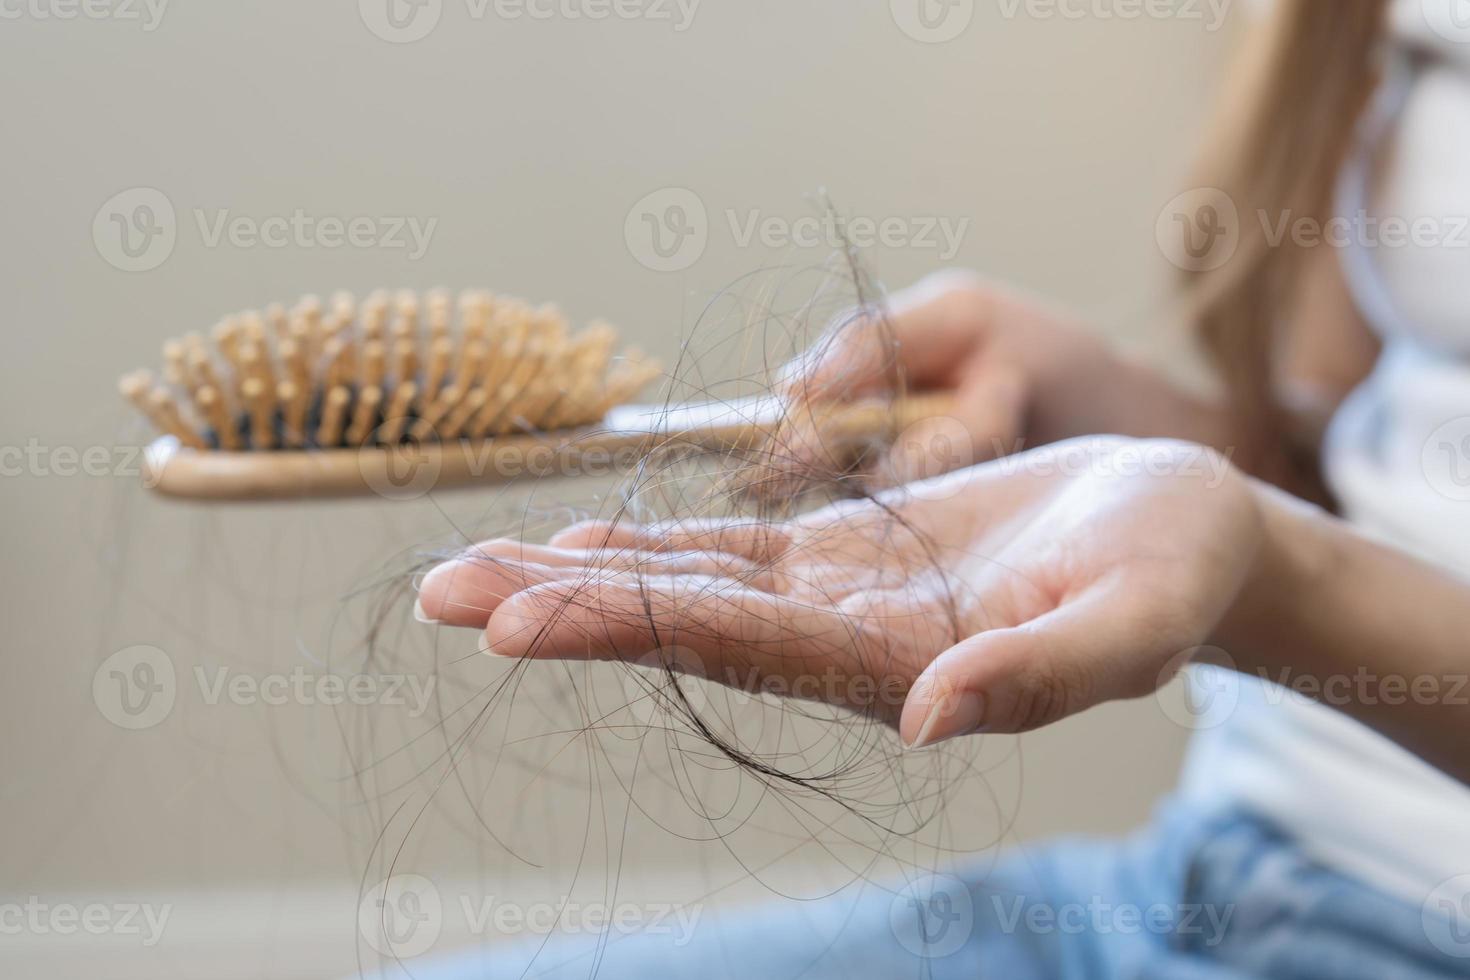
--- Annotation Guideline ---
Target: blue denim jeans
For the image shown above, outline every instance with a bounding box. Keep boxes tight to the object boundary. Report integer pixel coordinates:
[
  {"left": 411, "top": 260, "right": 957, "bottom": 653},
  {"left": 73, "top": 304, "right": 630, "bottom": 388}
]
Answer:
[{"left": 362, "top": 799, "right": 1468, "bottom": 979}]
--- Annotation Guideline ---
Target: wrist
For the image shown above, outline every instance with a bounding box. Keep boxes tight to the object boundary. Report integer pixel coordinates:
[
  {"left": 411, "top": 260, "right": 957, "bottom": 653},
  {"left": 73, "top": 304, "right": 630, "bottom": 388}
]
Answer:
[
  {"left": 1029, "top": 337, "right": 1230, "bottom": 449},
  {"left": 1213, "top": 480, "right": 1339, "bottom": 676},
  {"left": 1025, "top": 331, "right": 1119, "bottom": 442}
]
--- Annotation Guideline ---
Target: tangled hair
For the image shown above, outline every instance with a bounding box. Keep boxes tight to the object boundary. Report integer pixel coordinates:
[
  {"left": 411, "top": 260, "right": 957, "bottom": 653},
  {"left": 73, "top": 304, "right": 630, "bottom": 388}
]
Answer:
[{"left": 332, "top": 246, "right": 1022, "bottom": 970}]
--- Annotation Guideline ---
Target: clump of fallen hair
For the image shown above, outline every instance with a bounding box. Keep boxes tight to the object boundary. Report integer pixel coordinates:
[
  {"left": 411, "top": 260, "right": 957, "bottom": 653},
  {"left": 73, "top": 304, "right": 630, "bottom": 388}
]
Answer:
[{"left": 336, "top": 244, "right": 1013, "bottom": 961}]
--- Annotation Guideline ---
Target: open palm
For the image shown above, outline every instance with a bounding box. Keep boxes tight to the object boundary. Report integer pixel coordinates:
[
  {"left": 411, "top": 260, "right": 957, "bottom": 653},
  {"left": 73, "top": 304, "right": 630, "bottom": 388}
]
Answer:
[{"left": 415, "top": 438, "right": 1262, "bottom": 747}]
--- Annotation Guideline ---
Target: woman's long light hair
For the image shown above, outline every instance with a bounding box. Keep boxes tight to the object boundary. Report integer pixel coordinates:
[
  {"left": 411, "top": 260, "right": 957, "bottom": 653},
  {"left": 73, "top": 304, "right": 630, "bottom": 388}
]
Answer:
[{"left": 1186, "top": 0, "right": 1388, "bottom": 495}]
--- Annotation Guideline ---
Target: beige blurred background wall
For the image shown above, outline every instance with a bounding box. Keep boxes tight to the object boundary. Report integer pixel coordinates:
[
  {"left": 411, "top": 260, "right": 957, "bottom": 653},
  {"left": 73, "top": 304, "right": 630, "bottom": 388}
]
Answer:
[{"left": 0, "top": 1, "right": 1233, "bottom": 976}]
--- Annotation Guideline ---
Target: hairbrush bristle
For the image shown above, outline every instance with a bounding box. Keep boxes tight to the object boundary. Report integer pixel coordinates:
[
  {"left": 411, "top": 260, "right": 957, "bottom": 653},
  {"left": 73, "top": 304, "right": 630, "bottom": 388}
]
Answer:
[{"left": 121, "top": 288, "right": 661, "bottom": 452}]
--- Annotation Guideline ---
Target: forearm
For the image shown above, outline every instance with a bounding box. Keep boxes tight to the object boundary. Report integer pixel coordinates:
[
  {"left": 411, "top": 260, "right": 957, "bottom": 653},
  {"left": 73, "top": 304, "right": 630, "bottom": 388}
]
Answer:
[
  {"left": 1220, "top": 483, "right": 1470, "bottom": 783},
  {"left": 1030, "top": 343, "right": 1335, "bottom": 502},
  {"left": 1030, "top": 343, "right": 1237, "bottom": 452}
]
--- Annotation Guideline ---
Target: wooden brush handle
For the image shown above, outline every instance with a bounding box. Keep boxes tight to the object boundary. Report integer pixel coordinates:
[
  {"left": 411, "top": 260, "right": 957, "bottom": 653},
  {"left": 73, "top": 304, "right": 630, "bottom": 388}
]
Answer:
[{"left": 140, "top": 392, "right": 957, "bottom": 501}]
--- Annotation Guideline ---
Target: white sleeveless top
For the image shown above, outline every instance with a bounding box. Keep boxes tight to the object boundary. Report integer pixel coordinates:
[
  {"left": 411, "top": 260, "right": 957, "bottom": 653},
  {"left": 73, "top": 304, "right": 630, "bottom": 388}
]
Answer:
[{"left": 1180, "top": 0, "right": 1470, "bottom": 908}]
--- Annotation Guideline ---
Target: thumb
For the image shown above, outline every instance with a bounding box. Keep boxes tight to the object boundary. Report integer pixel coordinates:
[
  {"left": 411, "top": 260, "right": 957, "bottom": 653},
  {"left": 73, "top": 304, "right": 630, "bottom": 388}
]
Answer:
[
  {"left": 780, "top": 269, "right": 994, "bottom": 404},
  {"left": 900, "top": 584, "right": 1177, "bottom": 748},
  {"left": 779, "top": 304, "right": 891, "bottom": 405}
]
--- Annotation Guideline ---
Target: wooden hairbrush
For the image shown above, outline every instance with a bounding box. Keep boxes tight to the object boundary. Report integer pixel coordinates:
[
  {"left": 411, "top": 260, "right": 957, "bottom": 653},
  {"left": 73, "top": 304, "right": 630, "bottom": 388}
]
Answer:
[{"left": 120, "top": 289, "right": 953, "bottom": 501}]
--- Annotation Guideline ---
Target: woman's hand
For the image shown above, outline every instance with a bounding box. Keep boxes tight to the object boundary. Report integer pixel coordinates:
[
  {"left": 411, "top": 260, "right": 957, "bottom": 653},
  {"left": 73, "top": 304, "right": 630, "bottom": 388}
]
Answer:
[
  {"left": 414, "top": 437, "right": 1264, "bottom": 748},
  {"left": 782, "top": 270, "right": 1230, "bottom": 484},
  {"left": 781, "top": 270, "right": 1106, "bottom": 482}
]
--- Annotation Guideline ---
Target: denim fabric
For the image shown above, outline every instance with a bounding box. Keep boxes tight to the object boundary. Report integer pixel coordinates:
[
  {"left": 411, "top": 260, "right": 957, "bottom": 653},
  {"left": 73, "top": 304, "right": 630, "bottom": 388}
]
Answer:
[{"left": 359, "top": 800, "right": 1469, "bottom": 979}]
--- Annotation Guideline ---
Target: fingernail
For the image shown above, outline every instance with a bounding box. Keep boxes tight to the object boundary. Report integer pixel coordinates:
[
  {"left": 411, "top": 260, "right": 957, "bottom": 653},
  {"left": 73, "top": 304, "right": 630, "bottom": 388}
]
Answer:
[
  {"left": 412, "top": 558, "right": 466, "bottom": 626},
  {"left": 906, "top": 678, "right": 986, "bottom": 750},
  {"left": 412, "top": 597, "right": 440, "bottom": 625},
  {"left": 418, "top": 557, "right": 462, "bottom": 591}
]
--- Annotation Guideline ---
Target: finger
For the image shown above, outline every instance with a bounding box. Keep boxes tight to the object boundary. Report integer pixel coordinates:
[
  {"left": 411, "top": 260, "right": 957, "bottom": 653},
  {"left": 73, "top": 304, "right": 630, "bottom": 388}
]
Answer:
[
  {"left": 415, "top": 554, "right": 570, "bottom": 628},
  {"left": 728, "top": 411, "right": 860, "bottom": 504},
  {"left": 548, "top": 519, "right": 791, "bottom": 566},
  {"left": 884, "top": 358, "right": 1026, "bottom": 485},
  {"left": 900, "top": 582, "right": 1188, "bottom": 747},
  {"left": 459, "top": 538, "right": 761, "bottom": 578},
  {"left": 769, "top": 272, "right": 1011, "bottom": 494},
  {"left": 484, "top": 577, "right": 879, "bottom": 690},
  {"left": 416, "top": 542, "right": 765, "bottom": 628},
  {"left": 744, "top": 359, "right": 1024, "bottom": 503},
  {"left": 781, "top": 269, "right": 993, "bottom": 403}
]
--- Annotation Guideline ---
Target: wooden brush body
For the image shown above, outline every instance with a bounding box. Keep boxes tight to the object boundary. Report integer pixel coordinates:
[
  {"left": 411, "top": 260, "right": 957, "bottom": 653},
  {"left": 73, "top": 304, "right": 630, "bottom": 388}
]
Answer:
[{"left": 123, "top": 289, "right": 955, "bottom": 500}]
